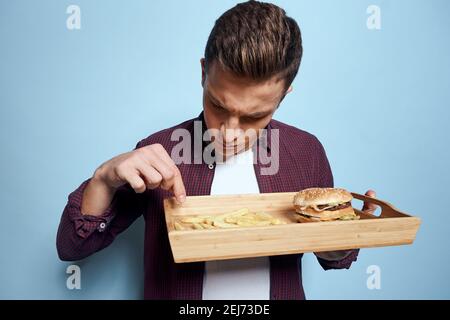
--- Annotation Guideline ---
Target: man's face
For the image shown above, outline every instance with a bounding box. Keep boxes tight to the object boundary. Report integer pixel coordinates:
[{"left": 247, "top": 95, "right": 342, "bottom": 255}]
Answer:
[{"left": 201, "top": 59, "right": 292, "bottom": 159}]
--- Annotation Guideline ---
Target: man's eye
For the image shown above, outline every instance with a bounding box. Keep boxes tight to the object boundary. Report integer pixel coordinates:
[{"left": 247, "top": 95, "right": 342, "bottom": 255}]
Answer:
[
  {"left": 212, "top": 103, "right": 225, "bottom": 112},
  {"left": 241, "top": 115, "right": 265, "bottom": 122}
]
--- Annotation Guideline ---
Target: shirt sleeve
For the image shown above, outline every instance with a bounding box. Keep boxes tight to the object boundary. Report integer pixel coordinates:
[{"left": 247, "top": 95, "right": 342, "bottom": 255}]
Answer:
[
  {"left": 315, "top": 137, "right": 334, "bottom": 189},
  {"left": 313, "top": 137, "right": 360, "bottom": 270},
  {"left": 56, "top": 143, "right": 147, "bottom": 261},
  {"left": 315, "top": 249, "right": 360, "bottom": 270}
]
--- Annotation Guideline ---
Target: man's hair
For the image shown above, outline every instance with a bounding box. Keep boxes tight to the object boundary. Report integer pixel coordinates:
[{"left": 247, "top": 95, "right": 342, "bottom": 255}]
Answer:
[{"left": 204, "top": 0, "right": 303, "bottom": 89}]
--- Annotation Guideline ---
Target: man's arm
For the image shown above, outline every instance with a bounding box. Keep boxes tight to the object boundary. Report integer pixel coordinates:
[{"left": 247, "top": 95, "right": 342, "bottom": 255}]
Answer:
[
  {"left": 56, "top": 178, "right": 146, "bottom": 261},
  {"left": 312, "top": 138, "right": 360, "bottom": 270},
  {"left": 56, "top": 141, "right": 186, "bottom": 261}
]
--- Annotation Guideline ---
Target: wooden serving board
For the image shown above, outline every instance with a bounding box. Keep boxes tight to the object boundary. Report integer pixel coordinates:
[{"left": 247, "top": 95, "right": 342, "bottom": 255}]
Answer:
[{"left": 163, "top": 192, "right": 421, "bottom": 263}]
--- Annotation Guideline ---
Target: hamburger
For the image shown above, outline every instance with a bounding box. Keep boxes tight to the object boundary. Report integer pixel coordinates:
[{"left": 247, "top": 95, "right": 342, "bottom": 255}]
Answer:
[{"left": 293, "top": 188, "right": 359, "bottom": 222}]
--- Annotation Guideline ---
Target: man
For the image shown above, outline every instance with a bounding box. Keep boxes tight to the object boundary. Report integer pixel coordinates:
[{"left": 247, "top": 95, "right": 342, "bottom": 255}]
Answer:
[{"left": 57, "top": 0, "right": 376, "bottom": 299}]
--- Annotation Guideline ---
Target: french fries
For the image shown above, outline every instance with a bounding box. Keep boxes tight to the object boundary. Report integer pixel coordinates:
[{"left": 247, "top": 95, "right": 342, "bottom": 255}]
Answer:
[
  {"left": 173, "top": 208, "right": 286, "bottom": 231},
  {"left": 174, "top": 221, "right": 185, "bottom": 231}
]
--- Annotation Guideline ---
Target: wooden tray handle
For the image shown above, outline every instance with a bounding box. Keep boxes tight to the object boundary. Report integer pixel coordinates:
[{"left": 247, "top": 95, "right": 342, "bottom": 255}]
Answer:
[{"left": 351, "top": 192, "right": 410, "bottom": 218}]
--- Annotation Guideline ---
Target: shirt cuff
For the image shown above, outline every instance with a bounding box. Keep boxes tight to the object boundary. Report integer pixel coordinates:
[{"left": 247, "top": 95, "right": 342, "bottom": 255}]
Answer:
[
  {"left": 316, "top": 249, "right": 360, "bottom": 270},
  {"left": 66, "top": 179, "right": 116, "bottom": 239}
]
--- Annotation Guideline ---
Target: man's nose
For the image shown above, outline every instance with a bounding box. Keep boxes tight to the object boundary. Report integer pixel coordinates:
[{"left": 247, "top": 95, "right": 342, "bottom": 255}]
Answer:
[{"left": 221, "top": 117, "right": 243, "bottom": 143}]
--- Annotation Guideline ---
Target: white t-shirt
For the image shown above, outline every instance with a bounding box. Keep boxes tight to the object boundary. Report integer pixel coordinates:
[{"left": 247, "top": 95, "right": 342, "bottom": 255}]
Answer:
[{"left": 202, "top": 147, "right": 270, "bottom": 300}]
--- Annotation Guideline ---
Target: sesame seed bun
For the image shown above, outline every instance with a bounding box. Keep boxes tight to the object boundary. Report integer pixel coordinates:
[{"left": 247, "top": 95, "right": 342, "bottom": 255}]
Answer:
[{"left": 293, "top": 188, "right": 353, "bottom": 207}]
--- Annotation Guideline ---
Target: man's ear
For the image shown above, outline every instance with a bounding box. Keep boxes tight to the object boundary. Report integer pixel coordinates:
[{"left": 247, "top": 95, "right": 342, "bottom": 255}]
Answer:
[
  {"left": 278, "top": 85, "right": 293, "bottom": 106},
  {"left": 200, "top": 58, "right": 206, "bottom": 87},
  {"left": 286, "top": 85, "right": 293, "bottom": 94}
]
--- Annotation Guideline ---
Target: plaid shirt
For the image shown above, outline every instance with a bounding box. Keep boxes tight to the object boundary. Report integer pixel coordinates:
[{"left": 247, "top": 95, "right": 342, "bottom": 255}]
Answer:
[{"left": 56, "top": 111, "right": 358, "bottom": 299}]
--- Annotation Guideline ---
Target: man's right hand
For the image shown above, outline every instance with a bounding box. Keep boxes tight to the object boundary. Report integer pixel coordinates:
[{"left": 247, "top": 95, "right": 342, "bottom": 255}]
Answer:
[{"left": 81, "top": 144, "right": 186, "bottom": 216}]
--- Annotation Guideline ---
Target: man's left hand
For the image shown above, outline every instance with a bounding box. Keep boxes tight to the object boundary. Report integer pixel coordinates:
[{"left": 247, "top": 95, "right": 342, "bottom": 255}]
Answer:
[{"left": 315, "top": 189, "right": 377, "bottom": 261}]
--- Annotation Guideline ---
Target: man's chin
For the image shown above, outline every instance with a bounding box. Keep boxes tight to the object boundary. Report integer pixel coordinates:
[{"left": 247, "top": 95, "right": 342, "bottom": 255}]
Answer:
[{"left": 214, "top": 144, "right": 247, "bottom": 161}]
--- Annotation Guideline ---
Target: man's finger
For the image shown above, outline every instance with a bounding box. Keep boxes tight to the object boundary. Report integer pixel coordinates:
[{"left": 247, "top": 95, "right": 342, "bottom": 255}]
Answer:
[
  {"left": 151, "top": 147, "right": 187, "bottom": 202},
  {"left": 365, "top": 190, "right": 376, "bottom": 198},
  {"left": 125, "top": 171, "right": 147, "bottom": 193},
  {"left": 137, "top": 160, "right": 163, "bottom": 189},
  {"left": 170, "top": 169, "right": 187, "bottom": 204},
  {"left": 362, "top": 189, "right": 377, "bottom": 213},
  {"left": 140, "top": 145, "right": 186, "bottom": 203},
  {"left": 148, "top": 155, "right": 177, "bottom": 190}
]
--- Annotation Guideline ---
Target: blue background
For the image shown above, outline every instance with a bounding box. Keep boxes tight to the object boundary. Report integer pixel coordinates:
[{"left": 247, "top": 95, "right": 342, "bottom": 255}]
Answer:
[{"left": 1, "top": 0, "right": 449, "bottom": 299}]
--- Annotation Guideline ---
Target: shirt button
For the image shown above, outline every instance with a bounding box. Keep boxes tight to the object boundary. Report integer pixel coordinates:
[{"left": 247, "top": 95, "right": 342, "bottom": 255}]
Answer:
[
  {"left": 99, "top": 222, "right": 106, "bottom": 231},
  {"left": 208, "top": 164, "right": 214, "bottom": 170}
]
